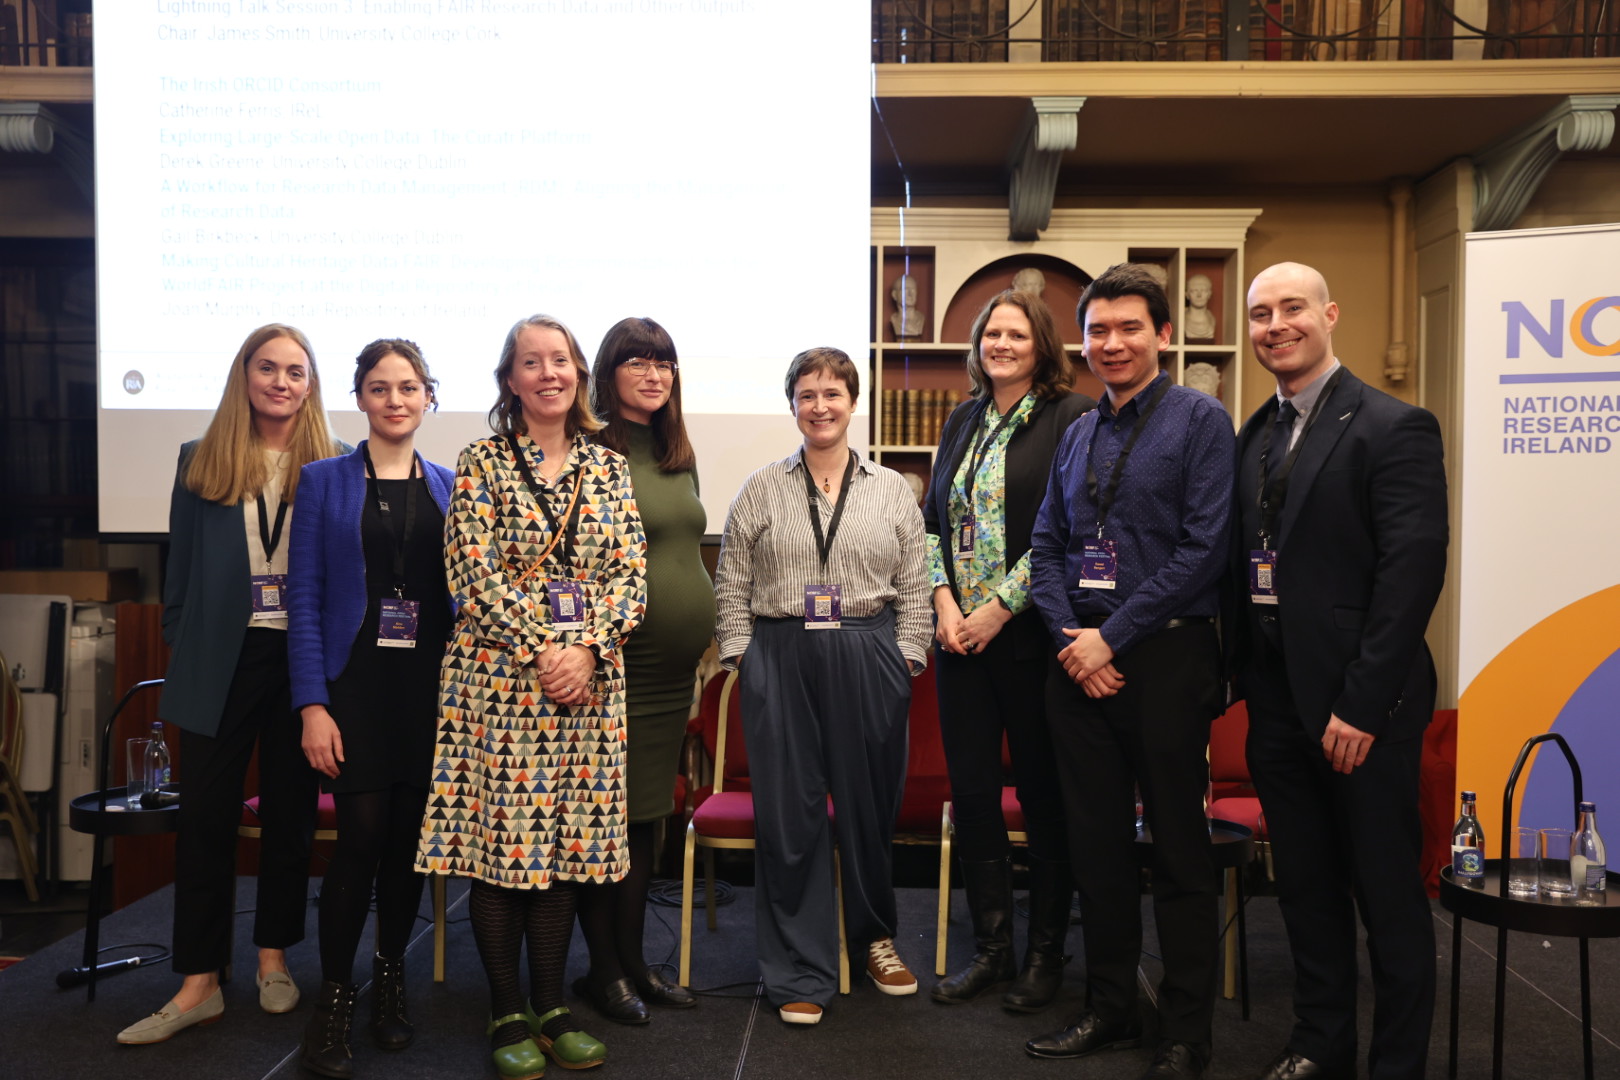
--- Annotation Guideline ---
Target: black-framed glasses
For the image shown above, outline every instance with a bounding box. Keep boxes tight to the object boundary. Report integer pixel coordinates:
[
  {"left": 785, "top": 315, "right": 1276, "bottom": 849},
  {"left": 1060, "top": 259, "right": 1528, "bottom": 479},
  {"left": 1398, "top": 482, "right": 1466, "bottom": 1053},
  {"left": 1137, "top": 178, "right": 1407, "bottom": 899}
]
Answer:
[{"left": 621, "top": 358, "right": 677, "bottom": 379}]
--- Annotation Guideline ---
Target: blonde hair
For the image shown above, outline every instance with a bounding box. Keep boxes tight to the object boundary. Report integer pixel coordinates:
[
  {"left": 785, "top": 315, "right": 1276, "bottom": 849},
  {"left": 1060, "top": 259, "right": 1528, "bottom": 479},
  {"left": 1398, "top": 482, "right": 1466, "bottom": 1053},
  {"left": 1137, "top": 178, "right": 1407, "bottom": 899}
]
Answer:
[
  {"left": 184, "top": 324, "right": 341, "bottom": 505},
  {"left": 489, "top": 314, "right": 602, "bottom": 439}
]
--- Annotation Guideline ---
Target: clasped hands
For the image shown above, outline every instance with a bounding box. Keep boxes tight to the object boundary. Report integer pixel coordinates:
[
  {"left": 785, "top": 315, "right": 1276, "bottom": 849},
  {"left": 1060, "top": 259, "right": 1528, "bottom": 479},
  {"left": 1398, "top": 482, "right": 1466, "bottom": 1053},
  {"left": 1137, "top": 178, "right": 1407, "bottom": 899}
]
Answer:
[
  {"left": 1058, "top": 627, "right": 1125, "bottom": 699},
  {"left": 537, "top": 643, "right": 595, "bottom": 707},
  {"left": 933, "top": 588, "right": 1012, "bottom": 656}
]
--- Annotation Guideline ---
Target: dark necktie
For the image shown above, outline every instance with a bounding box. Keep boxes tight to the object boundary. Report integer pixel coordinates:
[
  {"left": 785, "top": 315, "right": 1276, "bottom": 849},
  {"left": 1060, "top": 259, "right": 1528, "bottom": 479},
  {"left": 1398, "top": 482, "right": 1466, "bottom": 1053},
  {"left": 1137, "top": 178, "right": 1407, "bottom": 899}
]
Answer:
[{"left": 1268, "top": 399, "right": 1299, "bottom": 473}]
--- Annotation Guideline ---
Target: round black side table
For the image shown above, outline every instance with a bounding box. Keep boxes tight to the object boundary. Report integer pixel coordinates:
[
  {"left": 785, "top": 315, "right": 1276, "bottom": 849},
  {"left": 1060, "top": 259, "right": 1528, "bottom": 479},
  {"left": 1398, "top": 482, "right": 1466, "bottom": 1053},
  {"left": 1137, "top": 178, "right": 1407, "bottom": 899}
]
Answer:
[
  {"left": 66, "top": 787, "right": 180, "bottom": 1000},
  {"left": 1439, "top": 863, "right": 1620, "bottom": 1080}
]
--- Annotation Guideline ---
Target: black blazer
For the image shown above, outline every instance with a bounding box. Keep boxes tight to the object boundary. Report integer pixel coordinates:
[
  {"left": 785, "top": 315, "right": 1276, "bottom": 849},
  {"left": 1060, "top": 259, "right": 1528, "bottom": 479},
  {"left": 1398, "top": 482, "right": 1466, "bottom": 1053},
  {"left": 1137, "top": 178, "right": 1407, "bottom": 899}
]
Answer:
[
  {"left": 1228, "top": 368, "right": 1448, "bottom": 741},
  {"left": 924, "top": 390, "right": 1096, "bottom": 659}
]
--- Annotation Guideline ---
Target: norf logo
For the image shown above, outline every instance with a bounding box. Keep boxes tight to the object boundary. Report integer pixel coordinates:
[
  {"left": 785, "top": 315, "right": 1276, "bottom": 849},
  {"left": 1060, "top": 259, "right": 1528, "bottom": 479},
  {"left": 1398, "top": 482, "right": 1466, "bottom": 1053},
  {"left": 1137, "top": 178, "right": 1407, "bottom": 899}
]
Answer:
[{"left": 1502, "top": 297, "right": 1620, "bottom": 358}]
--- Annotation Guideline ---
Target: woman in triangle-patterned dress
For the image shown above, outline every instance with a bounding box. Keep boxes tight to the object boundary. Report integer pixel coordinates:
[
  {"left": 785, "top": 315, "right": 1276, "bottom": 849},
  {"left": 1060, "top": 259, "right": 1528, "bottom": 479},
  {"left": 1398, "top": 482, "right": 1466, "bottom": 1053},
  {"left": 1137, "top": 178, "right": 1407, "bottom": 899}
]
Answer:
[{"left": 416, "top": 315, "right": 647, "bottom": 1080}]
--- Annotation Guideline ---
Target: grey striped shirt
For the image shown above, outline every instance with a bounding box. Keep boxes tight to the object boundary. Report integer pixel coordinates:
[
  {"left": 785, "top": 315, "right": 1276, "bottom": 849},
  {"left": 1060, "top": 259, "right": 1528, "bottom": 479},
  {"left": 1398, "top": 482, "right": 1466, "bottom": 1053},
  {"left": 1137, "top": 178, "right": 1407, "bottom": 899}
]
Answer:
[{"left": 714, "top": 448, "right": 932, "bottom": 670}]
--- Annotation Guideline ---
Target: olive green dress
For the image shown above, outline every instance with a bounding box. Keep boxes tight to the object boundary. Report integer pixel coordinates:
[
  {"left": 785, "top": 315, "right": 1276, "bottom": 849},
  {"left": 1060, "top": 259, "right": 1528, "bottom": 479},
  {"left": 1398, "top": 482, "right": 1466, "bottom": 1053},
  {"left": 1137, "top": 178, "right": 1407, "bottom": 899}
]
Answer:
[{"left": 619, "top": 421, "right": 716, "bottom": 823}]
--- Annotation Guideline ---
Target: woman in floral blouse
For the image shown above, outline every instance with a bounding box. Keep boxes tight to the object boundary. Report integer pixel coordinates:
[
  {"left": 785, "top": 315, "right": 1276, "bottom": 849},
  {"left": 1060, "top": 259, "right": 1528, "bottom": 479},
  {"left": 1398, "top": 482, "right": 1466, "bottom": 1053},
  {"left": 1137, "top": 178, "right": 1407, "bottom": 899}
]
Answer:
[{"left": 923, "top": 289, "right": 1095, "bottom": 1013}]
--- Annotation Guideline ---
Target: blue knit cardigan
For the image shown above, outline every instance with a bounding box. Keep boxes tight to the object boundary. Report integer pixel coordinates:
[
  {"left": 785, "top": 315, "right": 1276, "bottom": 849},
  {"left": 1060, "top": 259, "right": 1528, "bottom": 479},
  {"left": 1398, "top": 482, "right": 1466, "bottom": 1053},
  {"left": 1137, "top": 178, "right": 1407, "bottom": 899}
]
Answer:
[{"left": 287, "top": 441, "right": 455, "bottom": 711}]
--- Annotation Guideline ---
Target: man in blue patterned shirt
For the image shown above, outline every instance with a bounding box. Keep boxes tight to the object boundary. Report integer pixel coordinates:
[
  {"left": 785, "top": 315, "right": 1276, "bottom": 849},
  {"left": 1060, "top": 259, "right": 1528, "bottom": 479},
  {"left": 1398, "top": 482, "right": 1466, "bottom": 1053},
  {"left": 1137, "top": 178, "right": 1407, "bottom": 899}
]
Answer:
[{"left": 1026, "top": 263, "right": 1235, "bottom": 1080}]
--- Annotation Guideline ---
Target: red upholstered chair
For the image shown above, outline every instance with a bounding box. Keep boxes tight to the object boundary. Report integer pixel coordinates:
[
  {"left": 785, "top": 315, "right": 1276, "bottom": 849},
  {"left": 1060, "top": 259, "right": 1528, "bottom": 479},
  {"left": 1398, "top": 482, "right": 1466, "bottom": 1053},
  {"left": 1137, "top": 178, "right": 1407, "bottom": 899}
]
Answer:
[
  {"left": 1203, "top": 700, "right": 1267, "bottom": 1006},
  {"left": 678, "top": 670, "right": 848, "bottom": 992},
  {"left": 1206, "top": 700, "right": 1269, "bottom": 868},
  {"left": 1419, "top": 709, "right": 1459, "bottom": 897},
  {"left": 895, "top": 658, "right": 951, "bottom": 838},
  {"left": 239, "top": 793, "right": 451, "bottom": 982}
]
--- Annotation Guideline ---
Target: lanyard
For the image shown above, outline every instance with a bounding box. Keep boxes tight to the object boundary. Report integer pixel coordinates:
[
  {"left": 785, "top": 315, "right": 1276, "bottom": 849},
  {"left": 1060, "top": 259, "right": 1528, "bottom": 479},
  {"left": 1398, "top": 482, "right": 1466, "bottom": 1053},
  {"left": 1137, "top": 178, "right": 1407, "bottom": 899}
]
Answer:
[
  {"left": 255, "top": 492, "right": 289, "bottom": 571},
  {"left": 1256, "top": 367, "right": 1343, "bottom": 546},
  {"left": 1084, "top": 378, "right": 1170, "bottom": 538},
  {"left": 507, "top": 435, "right": 583, "bottom": 571},
  {"left": 363, "top": 442, "right": 420, "bottom": 595},
  {"left": 802, "top": 450, "right": 857, "bottom": 572},
  {"left": 960, "top": 396, "right": 1023, "bottom": 508}
]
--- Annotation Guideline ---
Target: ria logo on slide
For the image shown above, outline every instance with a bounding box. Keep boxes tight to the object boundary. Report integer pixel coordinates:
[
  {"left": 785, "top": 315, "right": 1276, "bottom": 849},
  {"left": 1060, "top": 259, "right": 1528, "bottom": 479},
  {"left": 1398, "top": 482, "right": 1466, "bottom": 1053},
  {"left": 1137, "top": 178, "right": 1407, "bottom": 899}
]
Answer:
[{"left": 1502, "top": 297, "right": 1620, "bottom": 359}]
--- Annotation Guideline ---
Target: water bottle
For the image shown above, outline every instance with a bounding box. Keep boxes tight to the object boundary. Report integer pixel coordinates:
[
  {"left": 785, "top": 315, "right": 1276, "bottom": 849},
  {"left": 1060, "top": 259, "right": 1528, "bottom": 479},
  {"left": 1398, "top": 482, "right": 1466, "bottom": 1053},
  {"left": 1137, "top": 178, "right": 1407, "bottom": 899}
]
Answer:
[
  {"left": 144, "top": 721, "right": 172, "bottom": 792},
  {"left": 1572, "top": 801, "right": 1606, "bottom": 898},
  {"left": 1451, "top": 789, "right": 1485, "bottom": 888}
]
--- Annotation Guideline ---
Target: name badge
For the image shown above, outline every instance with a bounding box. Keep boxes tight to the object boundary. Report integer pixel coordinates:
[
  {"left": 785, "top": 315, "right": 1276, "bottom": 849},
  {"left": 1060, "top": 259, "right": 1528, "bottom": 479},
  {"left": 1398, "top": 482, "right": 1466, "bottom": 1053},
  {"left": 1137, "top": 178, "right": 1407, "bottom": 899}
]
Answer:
[
  {"left": 1078, "top": 539, "right": 1117, "bottom": 590},
  {"left": 954, "top": 514, "right": 976, "bottom": 560},
  {"left": 1249, "top": 550, "right": 1279, "bottom": 605},
  {"left": 804, "top": 584, "right": 842, "bottom": 629},
  {"left": 546, "top": 580, "right": 587, "bottom": 630},
  {"left": 378, "top": 598, "right": 420, "bottom": 647},
  {"left": 251, "top": 573, "right": 288, "bottom": 619}
]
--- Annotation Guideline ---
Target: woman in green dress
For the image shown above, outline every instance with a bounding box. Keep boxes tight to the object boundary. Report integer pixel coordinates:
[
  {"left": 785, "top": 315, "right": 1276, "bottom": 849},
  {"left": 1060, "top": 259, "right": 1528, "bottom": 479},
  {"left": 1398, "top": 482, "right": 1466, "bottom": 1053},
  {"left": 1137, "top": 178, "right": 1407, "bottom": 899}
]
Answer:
[{"left": 573, "top": 316, "right": 716, "bottom": 1023}]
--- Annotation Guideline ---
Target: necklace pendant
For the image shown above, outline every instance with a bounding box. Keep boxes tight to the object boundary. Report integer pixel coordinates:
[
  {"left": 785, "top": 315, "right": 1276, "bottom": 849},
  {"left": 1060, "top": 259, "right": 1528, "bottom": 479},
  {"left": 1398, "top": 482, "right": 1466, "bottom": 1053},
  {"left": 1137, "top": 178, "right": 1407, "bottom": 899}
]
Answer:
[
  {"left": 822, "top": 478, "right": 831, "bottom": 493},
  {"left": 377, "top": 500, "right": 390, "bottom": 512}
]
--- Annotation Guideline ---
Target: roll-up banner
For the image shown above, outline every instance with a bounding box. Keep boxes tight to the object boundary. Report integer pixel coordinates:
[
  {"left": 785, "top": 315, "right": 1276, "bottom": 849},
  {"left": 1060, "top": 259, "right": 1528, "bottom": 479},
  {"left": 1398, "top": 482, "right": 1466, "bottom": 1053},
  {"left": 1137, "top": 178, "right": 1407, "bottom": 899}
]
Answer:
[{"left": 1459, "top": 222, "right": 1620, "bottom": 844}]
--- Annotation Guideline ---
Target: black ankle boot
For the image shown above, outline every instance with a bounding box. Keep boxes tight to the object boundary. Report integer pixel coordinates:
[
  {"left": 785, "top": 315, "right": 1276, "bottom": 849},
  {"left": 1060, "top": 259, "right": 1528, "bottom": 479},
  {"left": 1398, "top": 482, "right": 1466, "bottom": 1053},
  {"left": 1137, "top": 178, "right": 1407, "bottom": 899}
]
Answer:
[
  {"left": 932, "top": 857, "right": 1017, "bottom": 1004},
  {"left": 1002, "top": 856, "right": 1072, "bottom": 1013},
  {"left": 301, "top": 980, "right": 358, "bottom": 1078},
  {"left": 370, "top": 954, "right": 414, "bottom": 1050}
]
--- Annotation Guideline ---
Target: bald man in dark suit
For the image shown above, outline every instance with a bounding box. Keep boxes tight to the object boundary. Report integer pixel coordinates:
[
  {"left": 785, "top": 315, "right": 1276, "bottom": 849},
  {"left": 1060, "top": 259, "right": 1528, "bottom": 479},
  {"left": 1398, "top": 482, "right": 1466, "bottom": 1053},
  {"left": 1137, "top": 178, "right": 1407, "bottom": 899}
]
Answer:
[{"left": 1230, "top": 263, "right": 1448, "bottom": 1080}]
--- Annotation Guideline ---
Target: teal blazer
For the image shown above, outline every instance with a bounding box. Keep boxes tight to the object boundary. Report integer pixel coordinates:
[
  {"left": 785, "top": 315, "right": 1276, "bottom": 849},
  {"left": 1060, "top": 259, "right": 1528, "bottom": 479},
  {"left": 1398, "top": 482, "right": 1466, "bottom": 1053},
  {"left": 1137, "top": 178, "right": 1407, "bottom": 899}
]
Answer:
[{"left": 158, "top": 439, "right": 347, "bottom": 736}]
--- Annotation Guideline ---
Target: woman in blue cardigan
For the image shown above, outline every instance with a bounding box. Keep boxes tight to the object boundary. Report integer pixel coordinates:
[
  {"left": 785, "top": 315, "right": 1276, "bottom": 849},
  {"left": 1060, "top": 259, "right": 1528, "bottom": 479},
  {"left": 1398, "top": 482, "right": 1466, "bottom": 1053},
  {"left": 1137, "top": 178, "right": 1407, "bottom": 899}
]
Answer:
[
  {"left": 287, "top": 339, "right": 455, "bottom": 1078},
  {"left": 118, "top": 324, "right": 343, "bottom": 1046}
]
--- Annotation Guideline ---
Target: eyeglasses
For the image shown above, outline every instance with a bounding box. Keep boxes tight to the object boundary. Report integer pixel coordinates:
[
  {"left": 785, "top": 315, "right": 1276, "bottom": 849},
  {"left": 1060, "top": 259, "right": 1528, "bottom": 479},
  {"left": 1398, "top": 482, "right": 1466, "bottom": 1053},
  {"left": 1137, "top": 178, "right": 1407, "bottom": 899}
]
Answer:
[{"left": 621, "top": 358, "right": 677, "bottom": 379}]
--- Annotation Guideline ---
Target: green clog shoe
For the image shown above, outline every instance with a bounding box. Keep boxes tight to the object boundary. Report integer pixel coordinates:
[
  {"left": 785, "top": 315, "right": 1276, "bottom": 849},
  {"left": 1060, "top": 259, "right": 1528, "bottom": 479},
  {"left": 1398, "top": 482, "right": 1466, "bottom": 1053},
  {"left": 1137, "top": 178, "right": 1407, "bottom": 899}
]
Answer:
[
  {"left": 487, "top": 1013, "right": 545, "bottom": 1080},
  {"left": 524, "top": 1004, "right": 605, "bottom": 1070}
]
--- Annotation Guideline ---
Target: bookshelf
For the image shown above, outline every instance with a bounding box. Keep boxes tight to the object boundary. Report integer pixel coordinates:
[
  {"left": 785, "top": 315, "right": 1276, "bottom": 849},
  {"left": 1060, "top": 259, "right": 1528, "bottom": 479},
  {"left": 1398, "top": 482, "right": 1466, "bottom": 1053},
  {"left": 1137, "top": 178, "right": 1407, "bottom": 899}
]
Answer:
[{"left": 869, "top": 207, "right": 1263, "bottom": 494}]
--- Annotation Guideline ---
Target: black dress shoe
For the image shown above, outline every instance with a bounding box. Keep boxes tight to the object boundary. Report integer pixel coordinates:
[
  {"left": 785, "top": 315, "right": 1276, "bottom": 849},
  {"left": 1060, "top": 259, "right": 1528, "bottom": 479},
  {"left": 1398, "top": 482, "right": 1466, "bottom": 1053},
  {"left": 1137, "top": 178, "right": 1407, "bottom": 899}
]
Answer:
[
  {"left": 636, "top": 968, "right": 698, "bottom": 1009},
  {"left": 1251, "top": 1049, "right": 1353, "bottom": 1080},
  {"left": 1139, "top": 1040, "right": 1208, "bottom": 1079},
  {"left": 1024, "top": 1010, "right": 1143, "bottom": 1060},
  {"left": 571, "top": 975, "right": 650, "bottom": 1025}
]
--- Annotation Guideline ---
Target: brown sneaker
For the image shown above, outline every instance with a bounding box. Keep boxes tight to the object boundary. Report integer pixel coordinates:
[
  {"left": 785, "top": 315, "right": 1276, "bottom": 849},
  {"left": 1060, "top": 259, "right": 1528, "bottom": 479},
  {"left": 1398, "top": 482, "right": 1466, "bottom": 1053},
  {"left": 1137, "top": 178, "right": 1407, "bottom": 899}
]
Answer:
[
  {"left": 779, "top": 1002, "right": 823, "bottom": 1025},
  {"left": 866, "top": 937, "right": 918, "bottom": 996}
]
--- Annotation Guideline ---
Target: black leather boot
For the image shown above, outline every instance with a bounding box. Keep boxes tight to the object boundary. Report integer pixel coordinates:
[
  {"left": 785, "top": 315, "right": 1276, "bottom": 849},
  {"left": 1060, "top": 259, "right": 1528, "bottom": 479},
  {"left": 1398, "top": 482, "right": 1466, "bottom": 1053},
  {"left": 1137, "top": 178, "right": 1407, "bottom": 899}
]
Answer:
[
  {"left": 1002, "top": 856, "right": 1072, "bottom": 1013},
  {"left": 301, "top": 980, "right": 358, "bottom": 1079},
  {"left": 370, "top": 954, "right": 414, "bottom": 1050},
  {"left": 931, "top": 857, "right": 1017, "bottom": 1004}
]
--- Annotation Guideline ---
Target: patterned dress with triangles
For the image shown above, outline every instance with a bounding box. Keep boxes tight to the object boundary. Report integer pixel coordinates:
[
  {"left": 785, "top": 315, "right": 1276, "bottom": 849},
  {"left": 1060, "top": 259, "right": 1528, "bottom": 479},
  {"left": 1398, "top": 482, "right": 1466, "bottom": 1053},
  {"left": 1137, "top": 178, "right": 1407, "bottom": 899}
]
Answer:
[{"left": 416, "top": 434, "right": 647, "bottom": 888}]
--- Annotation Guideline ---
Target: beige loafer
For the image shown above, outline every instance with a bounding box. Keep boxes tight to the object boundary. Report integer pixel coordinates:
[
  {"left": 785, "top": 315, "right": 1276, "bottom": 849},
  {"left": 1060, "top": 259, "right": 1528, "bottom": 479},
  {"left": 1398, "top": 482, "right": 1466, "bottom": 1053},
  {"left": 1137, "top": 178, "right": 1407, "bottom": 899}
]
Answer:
[
  {"left": 116, "top": 987, "right": 225, "bottom": 1045},
  {"left": 257, "top": 970, "right": 301, "bottom": 1013}
]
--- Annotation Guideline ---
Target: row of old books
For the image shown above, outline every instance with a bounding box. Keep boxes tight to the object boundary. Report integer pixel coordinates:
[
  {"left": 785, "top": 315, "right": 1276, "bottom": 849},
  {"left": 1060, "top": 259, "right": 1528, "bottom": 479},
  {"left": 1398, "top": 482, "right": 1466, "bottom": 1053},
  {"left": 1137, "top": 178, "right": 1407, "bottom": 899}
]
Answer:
[
  {"left": 872, "top": 0, "right": 1009, "bottom": 63},
  {"left": 882, "top": 387, "right": 964, "bottom": 448},
  {"left": 0, "top": 6, "right": 91, "bottom": 67}
]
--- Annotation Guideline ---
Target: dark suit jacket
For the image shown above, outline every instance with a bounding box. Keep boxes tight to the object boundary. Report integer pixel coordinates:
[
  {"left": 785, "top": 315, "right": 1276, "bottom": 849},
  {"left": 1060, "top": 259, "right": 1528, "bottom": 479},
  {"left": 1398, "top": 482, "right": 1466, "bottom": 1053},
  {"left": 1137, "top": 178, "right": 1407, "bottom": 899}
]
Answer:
[
  {"left": 923, "top": 390, "right": 1095, "bottom": 660},
  {"left": 159, "top": 439, "right": 349, "bottom": 737},
  {"left": 1228, "top": 368, "right": 1448, "bottom": 741}
]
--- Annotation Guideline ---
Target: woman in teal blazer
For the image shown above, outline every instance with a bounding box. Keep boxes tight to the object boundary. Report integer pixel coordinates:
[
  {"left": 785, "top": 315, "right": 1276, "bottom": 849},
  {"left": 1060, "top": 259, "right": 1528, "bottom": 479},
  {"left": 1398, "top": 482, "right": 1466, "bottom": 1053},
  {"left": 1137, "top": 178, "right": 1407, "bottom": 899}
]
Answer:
[{"left": 118, "top": 324, "right": 344, "bottom": 1047}]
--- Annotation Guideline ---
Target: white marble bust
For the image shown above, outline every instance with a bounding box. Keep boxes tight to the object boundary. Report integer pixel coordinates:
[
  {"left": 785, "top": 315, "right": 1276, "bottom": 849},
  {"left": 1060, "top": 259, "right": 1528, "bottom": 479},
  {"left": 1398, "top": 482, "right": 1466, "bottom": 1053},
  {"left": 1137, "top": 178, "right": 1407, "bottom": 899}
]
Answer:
[
  {"left": 890, "top": 273, "right": 925, "bottom": 339},
  {"left": 1184, "top": 361, "right": 1221, "bottom": 398},
  {"left": 1184, "top": 273, "right": 1217, "bottom": 341},
  {"left": 1011, "top": 267, "right": 1047, "bottom": 297}
]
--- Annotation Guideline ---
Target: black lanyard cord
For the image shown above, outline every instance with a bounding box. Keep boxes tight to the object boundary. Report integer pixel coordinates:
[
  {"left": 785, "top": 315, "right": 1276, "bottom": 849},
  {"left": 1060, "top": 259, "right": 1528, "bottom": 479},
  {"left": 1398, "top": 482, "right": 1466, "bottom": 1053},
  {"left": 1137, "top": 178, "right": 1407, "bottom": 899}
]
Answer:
[
  {"left": 1084, "top": 378, "right": 1171, "bottom": 538},
  {"left": 508, "top": 436, "right": 582, "bottom": 569},
  {"left": 255, "top": 492, "right": 290, "bottom": 571},
  {"left": 803, "top": 450, "right": 858, "bottom": 573},
  {"left": 960, "top": 396, "right": 1024, "bottom": 509},
  {"left": 363, "top": 442, "right": 421, "bottom": 593}
]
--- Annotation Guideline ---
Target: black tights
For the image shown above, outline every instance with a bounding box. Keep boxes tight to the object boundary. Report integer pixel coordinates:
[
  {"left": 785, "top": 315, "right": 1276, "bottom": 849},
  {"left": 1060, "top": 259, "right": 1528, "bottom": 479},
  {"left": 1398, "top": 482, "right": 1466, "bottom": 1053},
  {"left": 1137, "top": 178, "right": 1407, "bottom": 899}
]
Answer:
[
  {"left": 470, "top": 880, "right": 581, "bottom": 1048},
  {"left": 574, "top": 821, "right": 657, "bottom": 988},
  {"left": 318, "top": 784, "right": 429, "bottom": 983}
]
